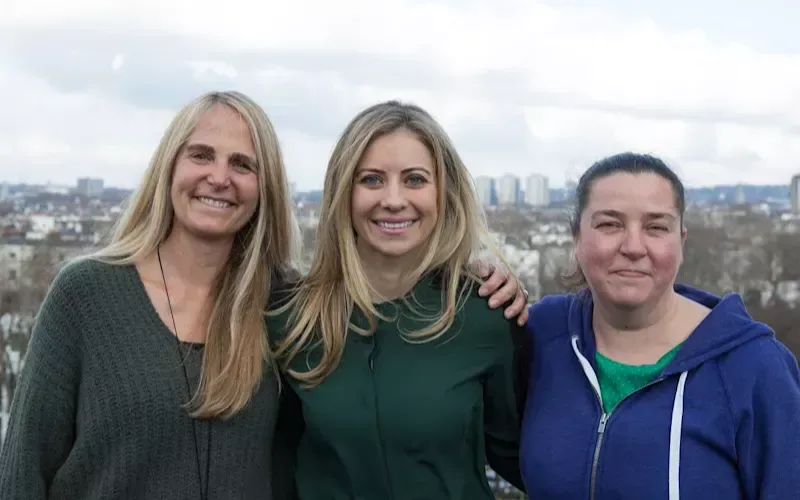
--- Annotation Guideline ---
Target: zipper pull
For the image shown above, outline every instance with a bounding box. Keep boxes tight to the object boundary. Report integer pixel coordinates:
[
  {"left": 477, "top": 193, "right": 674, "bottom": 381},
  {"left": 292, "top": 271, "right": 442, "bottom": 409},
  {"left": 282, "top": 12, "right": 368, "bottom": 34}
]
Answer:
[{"left": 597, "top": 414, "right": 608, "bottom": 435}]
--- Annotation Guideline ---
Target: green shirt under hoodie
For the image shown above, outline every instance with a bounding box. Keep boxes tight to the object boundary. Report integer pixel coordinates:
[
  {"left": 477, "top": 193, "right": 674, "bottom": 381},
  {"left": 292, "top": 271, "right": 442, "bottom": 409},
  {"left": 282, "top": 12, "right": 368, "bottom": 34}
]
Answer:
[
  {"left": 0, "top": 258, "right": 292, "bottom": 500},
  {"left": 267, "top": 272, "right": 528, "bottom": 500}
]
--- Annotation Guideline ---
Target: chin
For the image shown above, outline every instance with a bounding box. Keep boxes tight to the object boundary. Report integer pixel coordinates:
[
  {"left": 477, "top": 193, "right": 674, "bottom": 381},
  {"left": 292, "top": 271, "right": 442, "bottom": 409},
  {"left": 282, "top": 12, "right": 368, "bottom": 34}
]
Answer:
[
  {"left": 186, "top": 223, "right": 238, "bottom": 240},
  {"left": 374, "top": 246, "right": 416, "bottom": 258},
  {"left": 605, "top": 290, "right": 650, "bottom": 309},
  {"left": 367, "top": 240, "right": 425, "bottom": 259}
]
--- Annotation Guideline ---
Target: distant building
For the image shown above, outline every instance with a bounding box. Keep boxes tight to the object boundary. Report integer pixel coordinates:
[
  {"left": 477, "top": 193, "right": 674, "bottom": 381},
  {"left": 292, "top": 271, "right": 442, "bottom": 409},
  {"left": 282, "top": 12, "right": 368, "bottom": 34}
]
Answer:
[
  {"left": 524, "top": 174, "right": 549, "bottom": 207},
  {"left": 474, "top": 176, "right": 494, "bottom": 207},
  {"left": 735, "top": 184, "right": 746, "bottom": 205},
  {"left": 791, "top": 174, "right": 800, "bottom": 214},
  {"left": 0, "top": 182, "right": 8, "bottom": 201},
  {"left": 76, "top": 177, "right": 104, "bottom": 198},
  {"left": 496, "top": 174, "right": 521, "bottom": 206}
]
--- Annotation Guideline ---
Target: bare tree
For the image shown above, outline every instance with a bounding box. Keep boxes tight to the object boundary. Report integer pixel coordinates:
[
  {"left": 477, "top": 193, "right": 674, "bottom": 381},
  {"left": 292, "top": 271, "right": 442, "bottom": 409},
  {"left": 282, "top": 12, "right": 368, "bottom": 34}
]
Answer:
[
  {"left": 1, "top": 241, "right": 63, "bottom": 416},
  {"left": 678, "top": 224, "right": 727, "bottom": 294},
  {"left": 742, "top": 231, "right": 800, "bottom": 306},
  {"left": 739, "top": 231, "right": 800, "bottom": 359},
  {"left": 485, "top": 209, "right": 534, "bottom": 242},
  {"left": 537, "top": 244, "right": 572, "bottom": 297}
]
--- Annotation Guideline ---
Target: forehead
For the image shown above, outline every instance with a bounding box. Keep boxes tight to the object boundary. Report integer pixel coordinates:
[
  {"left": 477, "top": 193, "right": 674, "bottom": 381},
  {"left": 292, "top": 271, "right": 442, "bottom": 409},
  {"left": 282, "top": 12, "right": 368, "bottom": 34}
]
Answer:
[
  {"left": 188, "top": 105, "right": 254, "bottom": 151},
  {"left": 587, "top": 173, "right": 678, "bottom": 215},
  {"left": 358, "top": 129, "right": 433, "bottom": 171}
]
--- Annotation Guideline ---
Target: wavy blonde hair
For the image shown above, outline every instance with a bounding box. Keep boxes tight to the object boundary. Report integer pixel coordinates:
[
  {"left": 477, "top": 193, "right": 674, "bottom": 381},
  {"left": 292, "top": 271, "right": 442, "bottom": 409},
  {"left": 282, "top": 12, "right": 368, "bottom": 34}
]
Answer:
[
  {"left": 273, "top": 100, "right": 509, "bottom": 388},
  {"left": 85, "top": 90, "right": 300, "bottom": 419}
]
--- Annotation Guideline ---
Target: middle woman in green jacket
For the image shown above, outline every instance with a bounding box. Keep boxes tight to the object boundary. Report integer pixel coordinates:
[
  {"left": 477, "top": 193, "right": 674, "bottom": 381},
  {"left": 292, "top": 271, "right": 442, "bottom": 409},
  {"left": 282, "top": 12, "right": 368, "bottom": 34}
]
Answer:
[{"left": 268, "top": 100, "right": 527, "bottom": 499}]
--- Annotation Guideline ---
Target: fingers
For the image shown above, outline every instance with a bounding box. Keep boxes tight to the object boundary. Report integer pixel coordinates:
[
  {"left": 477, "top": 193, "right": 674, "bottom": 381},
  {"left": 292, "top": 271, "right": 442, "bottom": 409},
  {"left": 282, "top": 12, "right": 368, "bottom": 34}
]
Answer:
[
  {"left": 516, "top": 305, "right": 529, "bottom": 326},
  {"left": 478, "top": 264, "right": 505, "bottom": 296},
  {"left": 488, "top": 276, "right": 517, "bottom": 310},
  {"left": 474, "top": 259, "right": 495, "bottom": 282}
]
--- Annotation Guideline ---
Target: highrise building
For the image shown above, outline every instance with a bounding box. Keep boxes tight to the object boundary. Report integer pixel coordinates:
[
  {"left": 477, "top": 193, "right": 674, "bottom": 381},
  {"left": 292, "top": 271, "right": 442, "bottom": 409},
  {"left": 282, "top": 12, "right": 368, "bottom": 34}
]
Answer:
[
  {"left": 524, "top": 174, "right": 549, "bottom": 207},
  {"left": 474, "top": 176, "right": 494, "bottom": 207},
  {"left": 76, "top": 177, "right": 104, "bottom": 198},
  {"left": 496, "top": 174, "right": 520, "bottom": 206},
  {"left": 791, "top": 174, "right": 800, "bottom": 214}
]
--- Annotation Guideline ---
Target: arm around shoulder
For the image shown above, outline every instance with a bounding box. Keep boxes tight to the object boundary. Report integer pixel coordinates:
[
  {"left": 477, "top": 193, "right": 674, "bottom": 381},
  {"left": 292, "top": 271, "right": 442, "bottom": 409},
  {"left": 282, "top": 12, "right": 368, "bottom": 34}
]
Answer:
[
  {"left": 0, "top": 264, "right": 85, "bottom": 498},
  {"left": 730, "top": 338, "right": 800, "bottom": 499}
]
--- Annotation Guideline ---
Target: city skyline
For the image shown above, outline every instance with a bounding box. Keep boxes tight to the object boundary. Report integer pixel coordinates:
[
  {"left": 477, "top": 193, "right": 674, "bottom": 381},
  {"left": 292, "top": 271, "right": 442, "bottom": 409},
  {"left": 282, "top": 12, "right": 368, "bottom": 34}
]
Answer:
[
  {"left": 1, "top": 0, "right": 799, "bottom": 191},
  {"left": 0, "top": 174, "right": 796, "bottom": 193}
]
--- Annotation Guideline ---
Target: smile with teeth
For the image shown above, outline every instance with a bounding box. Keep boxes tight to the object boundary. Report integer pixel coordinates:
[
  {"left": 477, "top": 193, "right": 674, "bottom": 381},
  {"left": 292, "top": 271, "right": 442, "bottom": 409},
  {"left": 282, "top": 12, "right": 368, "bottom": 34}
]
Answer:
[
  {"left": 375, "top": 220, "right": 415, "bottom": 229},
  {"left": 196, "top": 196, "right": 232, "bottom": 209}
]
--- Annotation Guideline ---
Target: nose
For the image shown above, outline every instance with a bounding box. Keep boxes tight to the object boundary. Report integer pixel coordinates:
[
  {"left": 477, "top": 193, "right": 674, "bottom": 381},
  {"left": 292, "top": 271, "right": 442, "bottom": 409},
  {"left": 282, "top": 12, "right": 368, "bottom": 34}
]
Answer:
[
  {"left": 206, "top": 159, "right": 231, "bottom": 188},
  {"left": 620, "top": 227, "right": 647, "bottom": 258},
  {"left": 380, "top": 179, "right": 408, "bottom": 211}
]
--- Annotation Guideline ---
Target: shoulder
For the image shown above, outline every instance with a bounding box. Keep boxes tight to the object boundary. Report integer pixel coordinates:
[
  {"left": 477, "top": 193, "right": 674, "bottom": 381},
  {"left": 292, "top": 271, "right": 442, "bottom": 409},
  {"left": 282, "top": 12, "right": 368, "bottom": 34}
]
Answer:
[
  {"left": 422, "top": 269, "right": 525, "bottom": 343},
  {"left": 719, "top": 335, "right": 800, "bottom": 394},
  {"left": 440, "top": 278, "right": 525, "bottom": 351},
  {"left": 527, "top": 292, "right": 582, "bottom": 343},
  {"left": 715, "top": 334, "right": 800, "bottom": 424},
  {"left": 529, "top": 292, "right": 577, "bottom": 318},
  {"left": 267, "top": 270, "right": 300, "bottom": 309},
  {"left": 45, "top": 257, "right": 125, "bottom": 305},
  {"left": 29, "top": 258, "right": 119, "bottom": 356}
]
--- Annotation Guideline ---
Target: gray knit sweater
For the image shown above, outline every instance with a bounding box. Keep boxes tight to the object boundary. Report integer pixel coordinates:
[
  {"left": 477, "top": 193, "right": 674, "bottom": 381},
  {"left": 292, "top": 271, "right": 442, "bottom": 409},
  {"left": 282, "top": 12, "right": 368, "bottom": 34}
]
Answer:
[{"left": 0, "top": 258, "right": 286, "bottom": 500}]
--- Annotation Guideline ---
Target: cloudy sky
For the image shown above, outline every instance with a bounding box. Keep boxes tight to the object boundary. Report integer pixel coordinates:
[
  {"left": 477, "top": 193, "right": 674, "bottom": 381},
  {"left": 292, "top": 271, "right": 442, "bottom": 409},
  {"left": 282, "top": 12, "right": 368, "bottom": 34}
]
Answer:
[{"left": 1, "top": 0, "right": 799, "bottom": 190}]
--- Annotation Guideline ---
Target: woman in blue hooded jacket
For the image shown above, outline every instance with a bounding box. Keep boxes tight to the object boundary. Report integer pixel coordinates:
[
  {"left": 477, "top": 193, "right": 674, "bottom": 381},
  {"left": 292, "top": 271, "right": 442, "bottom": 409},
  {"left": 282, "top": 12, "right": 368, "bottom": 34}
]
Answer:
[{"left": 518, "top": 152, "right": 800, "bottom": 499}]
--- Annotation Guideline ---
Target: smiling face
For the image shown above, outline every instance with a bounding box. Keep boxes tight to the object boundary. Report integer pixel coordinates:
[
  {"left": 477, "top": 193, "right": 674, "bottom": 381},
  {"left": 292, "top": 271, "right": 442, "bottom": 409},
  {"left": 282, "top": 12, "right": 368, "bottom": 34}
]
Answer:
[
  {"left": 170, "top": 104, "right": 259, "bottom": 241},
  {"left": 575, "top": 172, "right": 686, "bottom": 309},
  {"left": 351, "top": 128, "right": 438, "bottom": 262}
]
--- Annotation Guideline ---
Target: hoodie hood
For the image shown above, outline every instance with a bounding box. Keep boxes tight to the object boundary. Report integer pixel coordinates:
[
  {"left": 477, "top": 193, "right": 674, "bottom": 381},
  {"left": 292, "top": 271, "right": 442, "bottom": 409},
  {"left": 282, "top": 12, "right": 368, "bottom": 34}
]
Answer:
[{"left": 567, "top": 283, "right": 775, "bottom": 377}]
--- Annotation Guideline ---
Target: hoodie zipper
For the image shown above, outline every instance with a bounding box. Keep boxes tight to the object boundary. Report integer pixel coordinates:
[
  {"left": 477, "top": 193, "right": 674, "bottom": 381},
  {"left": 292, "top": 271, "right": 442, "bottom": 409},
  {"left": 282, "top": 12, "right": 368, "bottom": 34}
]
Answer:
[
  {"left": 368, "top": 335, "right": 396, "bottom": 500},
  {"left": 575, "top": 338, "right": 668, "bottom": 500},
  {"left": 586, "top": 377, "right": 664, "bottom": 500}
]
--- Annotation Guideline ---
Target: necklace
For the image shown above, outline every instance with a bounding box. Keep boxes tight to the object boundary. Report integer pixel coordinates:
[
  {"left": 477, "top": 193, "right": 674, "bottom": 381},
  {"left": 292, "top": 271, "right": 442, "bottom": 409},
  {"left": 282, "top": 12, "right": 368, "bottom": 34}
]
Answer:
[{"left": 157, "top": 246, "right": 210, "bottom": 500}]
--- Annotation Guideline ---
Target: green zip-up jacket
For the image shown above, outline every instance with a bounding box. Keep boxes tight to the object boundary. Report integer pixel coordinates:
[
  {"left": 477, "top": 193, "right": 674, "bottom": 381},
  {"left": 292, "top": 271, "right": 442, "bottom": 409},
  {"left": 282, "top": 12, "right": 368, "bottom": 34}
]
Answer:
[{"left": 268, "top": 273, "right": 529, "bottom": 500}]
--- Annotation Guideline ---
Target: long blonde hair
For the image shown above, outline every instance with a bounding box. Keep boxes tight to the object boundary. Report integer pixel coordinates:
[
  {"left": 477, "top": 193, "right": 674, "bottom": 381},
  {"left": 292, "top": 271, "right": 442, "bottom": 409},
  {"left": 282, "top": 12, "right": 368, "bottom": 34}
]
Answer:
[
  {"left": 273, "top": 100, "right": 506, "bottom": 388},
  {"left": 85, "top": 91, "right": 300, "bottom": 419}
]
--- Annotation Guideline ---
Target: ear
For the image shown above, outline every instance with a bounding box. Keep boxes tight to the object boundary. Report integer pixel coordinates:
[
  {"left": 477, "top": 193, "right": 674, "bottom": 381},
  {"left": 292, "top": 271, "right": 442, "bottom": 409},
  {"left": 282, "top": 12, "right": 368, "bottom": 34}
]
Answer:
[
  {"left": 677, "top": 226, "right": 687, "bottom": 266},
  {"left": 572, "top": 235, "right": 580, "bottom": 262}
]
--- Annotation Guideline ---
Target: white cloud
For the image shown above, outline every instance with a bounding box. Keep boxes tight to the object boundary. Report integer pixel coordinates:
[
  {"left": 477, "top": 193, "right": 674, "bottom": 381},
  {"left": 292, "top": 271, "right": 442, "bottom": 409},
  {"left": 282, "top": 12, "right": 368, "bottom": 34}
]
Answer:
[
  {"left": 186, "top": 61, "right": 239, "bottom": 81},
  {"left": 2, "top": 0, "right": 799, "bottom": 191},
  {"left": 0, "top": 67, "right": 173, "bottom": 186},
  {"left": 111, "top": 53, "right": 124, "bottom": 72}
]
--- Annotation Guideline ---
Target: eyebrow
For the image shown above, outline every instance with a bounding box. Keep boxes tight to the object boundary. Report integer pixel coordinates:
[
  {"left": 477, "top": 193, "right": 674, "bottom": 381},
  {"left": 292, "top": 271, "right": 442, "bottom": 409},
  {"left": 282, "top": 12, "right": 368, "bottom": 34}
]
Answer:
[
  {"left": 591, "top": 209, "right": 677, "bottom": 221},
  {"left": 185, "top": 143, "right": 256, "bottom": 167},
  {"left": 358, "top": 166, "right": 432, "bottom": 175}
]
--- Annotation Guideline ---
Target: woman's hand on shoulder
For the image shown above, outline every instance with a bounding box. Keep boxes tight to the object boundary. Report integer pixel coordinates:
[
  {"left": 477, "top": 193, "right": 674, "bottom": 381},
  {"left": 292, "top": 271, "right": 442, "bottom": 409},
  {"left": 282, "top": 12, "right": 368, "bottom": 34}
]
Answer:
[{"left": 473, "top": 260, "right": 530, "bottom": 327}]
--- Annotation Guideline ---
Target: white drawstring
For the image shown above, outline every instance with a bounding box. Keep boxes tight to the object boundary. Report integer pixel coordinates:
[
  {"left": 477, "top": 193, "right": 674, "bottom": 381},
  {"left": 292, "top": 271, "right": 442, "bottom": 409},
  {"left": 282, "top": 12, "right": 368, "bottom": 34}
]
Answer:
[{"left": 669, "top": 371, "right": 688, "bottom": 500}]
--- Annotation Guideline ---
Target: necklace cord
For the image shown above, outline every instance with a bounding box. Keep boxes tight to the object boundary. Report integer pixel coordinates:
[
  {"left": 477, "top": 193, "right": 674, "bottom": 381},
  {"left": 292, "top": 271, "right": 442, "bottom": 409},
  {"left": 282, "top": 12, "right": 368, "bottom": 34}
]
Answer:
[{"left": 157, "top": 246, "right": 211, "bottom": 500}]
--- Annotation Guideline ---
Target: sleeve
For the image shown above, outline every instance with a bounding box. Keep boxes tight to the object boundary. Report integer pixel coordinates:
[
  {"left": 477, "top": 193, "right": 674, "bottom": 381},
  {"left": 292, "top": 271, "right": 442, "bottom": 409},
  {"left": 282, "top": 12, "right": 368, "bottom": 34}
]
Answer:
[
  {"left": 271, "top": 375, "right": 305, "bottom": 500},
  {"left": 483, "top": 319, "right": 530, "bottom": 492},
  {"left": 734, "top": 339, "right": 800, "bottom": 499},
  {"left": 0, "top": 267, "right": 82, "bottom": 498}
]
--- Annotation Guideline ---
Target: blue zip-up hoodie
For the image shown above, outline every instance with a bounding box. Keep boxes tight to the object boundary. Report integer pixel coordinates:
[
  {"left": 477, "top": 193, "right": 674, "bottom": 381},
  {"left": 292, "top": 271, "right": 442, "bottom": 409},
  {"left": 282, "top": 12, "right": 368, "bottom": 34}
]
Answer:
[{"left": 519, "top": 285, "right": 800, "bottom": 499}]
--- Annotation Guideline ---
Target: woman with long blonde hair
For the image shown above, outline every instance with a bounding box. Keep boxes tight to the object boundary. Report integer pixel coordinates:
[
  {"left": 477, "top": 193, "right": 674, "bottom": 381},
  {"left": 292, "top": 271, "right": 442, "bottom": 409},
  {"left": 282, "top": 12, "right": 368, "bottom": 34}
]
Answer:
[
  {"left": 270, "top": 100, "right": 528, "bottom": 499},
  {"left": 0, "top": 91, "right": 526, "bottom": 500},
  {"left": 0, "top": 91, "right": 299, "bottom": 500}
]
